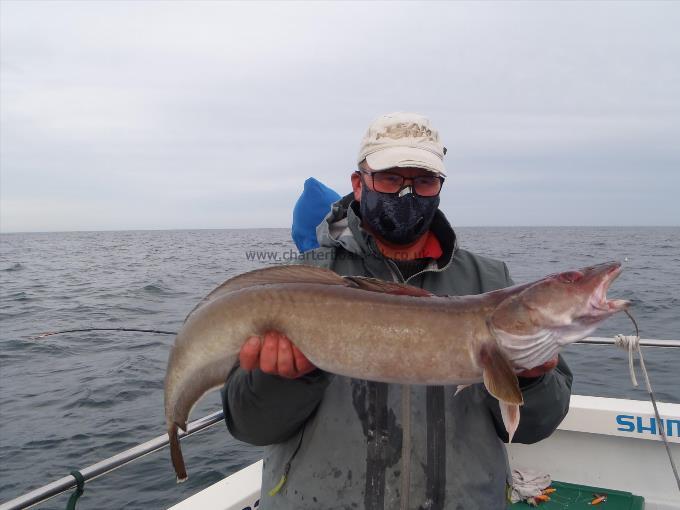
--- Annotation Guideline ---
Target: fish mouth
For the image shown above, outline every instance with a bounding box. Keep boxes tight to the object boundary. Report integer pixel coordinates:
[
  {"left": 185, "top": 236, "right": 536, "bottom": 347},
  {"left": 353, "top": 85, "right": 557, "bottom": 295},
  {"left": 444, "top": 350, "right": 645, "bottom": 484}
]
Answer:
[{"left": 588, "top": 262, "right": 630, "bottom": 315}]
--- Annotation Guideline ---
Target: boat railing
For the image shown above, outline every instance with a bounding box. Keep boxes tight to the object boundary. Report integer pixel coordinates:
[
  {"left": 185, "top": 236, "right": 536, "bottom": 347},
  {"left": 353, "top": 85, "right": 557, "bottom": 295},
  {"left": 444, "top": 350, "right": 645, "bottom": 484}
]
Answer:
[
  {"left": 1, "top": 336, "right": 679, "bottom": 510},
  {"left": 0, "top": 411, "right": 225, "bottom": 510},
  {"left": 576, "top": 336, "right": 680, "bottom": 348}
]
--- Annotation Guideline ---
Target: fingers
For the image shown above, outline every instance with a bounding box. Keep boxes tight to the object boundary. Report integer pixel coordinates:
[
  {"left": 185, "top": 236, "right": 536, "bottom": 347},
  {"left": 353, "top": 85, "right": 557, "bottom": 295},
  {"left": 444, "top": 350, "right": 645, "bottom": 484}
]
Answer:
[
  {"left": 517, "top": 356, "right": 559, "bottom": 378},
  {"left": 239, "top": 336, "right": 261, "bottom": 370},
  {"left": 240, "top": 331, "right": 316, "bottom": 378},
  {"left": 543, "top": 357, "right": 559, "bottom": 371},
  {"left": 292, "top": 344, "right": 315, "bottom": 376},
  {"left": 259, "top": 332, "right": 279, "bottom": 374},
  {"left": 276, "top": 336, "right": 297, "bottom": 378}
]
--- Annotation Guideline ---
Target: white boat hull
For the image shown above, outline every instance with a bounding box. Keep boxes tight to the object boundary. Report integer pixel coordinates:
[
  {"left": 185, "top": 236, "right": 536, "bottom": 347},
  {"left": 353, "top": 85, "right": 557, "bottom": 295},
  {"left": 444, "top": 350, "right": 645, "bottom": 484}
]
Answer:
[{"left": 169, "top": 395, "right": 680, "bottom": 510}]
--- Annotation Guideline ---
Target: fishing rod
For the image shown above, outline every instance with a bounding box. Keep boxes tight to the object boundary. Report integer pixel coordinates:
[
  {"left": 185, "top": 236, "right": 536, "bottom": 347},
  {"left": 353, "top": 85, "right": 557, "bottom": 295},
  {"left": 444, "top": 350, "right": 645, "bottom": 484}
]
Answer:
[{"left": 34, "top": 328, "right": 176, "bottom": 339}]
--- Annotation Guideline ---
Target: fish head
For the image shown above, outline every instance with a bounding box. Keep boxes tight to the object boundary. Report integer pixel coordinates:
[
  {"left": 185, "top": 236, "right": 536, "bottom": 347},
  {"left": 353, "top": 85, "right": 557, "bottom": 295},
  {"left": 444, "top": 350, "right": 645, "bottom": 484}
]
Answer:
[
  {"left": 514, "top": 261, "right": 629, "bottom": 327},
  {"left": 490, "top": 261, "right": 630, "bottom": 369}
]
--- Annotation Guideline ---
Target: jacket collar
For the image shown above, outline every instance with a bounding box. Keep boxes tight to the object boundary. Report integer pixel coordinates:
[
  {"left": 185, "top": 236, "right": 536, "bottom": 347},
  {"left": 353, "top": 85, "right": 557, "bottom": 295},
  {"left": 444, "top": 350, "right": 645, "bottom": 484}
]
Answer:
[{"left": 316, "top": 193, "right": 459, "bottom": 269}]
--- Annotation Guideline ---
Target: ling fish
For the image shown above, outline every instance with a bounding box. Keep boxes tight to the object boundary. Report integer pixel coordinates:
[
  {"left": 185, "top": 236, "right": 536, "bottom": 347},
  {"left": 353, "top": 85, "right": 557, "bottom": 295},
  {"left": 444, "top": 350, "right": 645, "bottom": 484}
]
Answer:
[{"left": 165, "top": 261, "right": 629, "bottom": 481}]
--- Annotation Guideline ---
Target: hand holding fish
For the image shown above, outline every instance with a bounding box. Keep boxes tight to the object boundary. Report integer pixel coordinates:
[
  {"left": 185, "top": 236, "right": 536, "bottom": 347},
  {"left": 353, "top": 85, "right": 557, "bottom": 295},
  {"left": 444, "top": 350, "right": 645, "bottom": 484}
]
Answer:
[{"left": 239, "top": 331, "right": 316, "bottom": 378}]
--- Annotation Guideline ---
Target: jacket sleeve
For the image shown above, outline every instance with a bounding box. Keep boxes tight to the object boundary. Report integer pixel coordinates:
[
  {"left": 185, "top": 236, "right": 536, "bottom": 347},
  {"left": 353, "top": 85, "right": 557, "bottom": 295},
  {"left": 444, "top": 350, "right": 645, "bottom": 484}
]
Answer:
[
  {"left": 222, "top": 365, "right": 332, "bottom": 446},
  {"left": 221, "top": 249, "right": 338, "bottom": 446},
  {"left": 486, "top": 355, "right": 574, "bottom": 444}
]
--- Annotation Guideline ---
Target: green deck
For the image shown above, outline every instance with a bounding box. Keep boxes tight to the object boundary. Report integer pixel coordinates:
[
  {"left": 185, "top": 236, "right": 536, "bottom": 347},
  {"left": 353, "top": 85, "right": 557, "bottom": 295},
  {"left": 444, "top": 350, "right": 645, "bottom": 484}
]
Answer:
[{"left": 509, "top": 481, "right": 645, "bottom": 509}]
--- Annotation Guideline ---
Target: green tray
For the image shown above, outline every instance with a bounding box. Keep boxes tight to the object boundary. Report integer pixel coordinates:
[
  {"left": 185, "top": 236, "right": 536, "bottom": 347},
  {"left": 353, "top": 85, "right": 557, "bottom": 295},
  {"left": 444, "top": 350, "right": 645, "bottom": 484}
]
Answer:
[{"left": 509, "top": 480, "right": 645, "bottom": 509}]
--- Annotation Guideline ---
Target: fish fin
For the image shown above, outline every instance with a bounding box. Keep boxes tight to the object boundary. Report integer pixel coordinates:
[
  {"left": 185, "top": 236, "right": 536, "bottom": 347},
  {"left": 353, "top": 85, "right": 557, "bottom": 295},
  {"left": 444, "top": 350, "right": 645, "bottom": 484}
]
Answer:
[
  {"left": 500, "top": 401, "right": 520, "bottom": 443},
  {"left": 478, "top": 343, "right": 523, "bottom": 442},
  {"left": 191, "top": 266, "right": 432, "bottom": 318},
  {"left": 169, "top": 424, "right": 188, "bottom": 483},
  {"left": 343, "top": 276, "right": 434, "bottom": 297},
  {"left": 189, "top": 265, "right": 346, "bottom": 316},
  {"left": 454, "top": 384, "right": 470, "bottom": 397},
  {"left": 479, "top": 343, "right": 523, "bottom": 406}
]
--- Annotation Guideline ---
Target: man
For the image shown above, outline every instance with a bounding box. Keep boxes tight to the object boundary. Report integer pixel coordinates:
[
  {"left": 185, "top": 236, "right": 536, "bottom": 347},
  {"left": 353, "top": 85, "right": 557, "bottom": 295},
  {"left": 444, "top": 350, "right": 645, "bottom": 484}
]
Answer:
[{"left": 222, "top": 112, "right": 573, "bottom": 509}]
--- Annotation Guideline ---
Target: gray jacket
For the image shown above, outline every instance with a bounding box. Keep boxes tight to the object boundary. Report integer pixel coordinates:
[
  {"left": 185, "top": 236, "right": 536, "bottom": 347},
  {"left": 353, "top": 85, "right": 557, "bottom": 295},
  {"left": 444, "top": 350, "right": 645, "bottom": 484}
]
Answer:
[{"left": 222, "top": 195, "right": 573, "bottom": 510}]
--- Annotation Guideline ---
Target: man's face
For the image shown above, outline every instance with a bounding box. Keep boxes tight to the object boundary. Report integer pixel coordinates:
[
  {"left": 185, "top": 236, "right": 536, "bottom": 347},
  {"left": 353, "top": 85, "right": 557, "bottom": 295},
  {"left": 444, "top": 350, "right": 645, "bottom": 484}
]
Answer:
[{"left": 351, "top": 165, "right": 441, "bottom": 202}]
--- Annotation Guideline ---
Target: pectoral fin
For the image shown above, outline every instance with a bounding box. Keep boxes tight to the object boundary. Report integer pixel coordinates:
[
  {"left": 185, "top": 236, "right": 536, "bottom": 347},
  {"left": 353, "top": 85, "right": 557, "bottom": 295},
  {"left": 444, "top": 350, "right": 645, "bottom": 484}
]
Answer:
[
  {"left": 479, "top": 343, "right": 523, "bottom": 405},
  {"left": 454, "top": 384, "right": 470, "bottom": 397},
  {"left": 500, "top": 402, "right": 520, "bottom": 443},
  {"left": 478, "top": 343, "right": 523, "bottom": 442}
]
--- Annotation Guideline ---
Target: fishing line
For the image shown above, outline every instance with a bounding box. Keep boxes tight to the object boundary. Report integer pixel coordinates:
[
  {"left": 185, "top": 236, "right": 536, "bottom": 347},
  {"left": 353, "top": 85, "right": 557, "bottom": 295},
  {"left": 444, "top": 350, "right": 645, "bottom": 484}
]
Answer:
[
  {"left": 618, "top": 310, "right": 680, "bottom": 492},
  {"left": 33, "top": 328, "right": 177, "bottom": 339}
]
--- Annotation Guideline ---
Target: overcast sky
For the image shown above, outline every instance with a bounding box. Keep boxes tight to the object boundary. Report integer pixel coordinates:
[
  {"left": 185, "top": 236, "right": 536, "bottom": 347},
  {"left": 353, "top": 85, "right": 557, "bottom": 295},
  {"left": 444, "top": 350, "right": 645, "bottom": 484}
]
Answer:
[{"left": 1, "top": 1, "right": 678, "bottom": 232}]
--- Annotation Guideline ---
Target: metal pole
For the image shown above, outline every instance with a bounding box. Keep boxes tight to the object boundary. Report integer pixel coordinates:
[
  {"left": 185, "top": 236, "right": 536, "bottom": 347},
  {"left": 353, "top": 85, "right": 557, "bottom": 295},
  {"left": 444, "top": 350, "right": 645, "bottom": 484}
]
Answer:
[
  {"left": 0, "top": 410, "right": 225, "bottom": 510},
  {"left": 574, "top": 337, "right": 680, "bottom": 348}
]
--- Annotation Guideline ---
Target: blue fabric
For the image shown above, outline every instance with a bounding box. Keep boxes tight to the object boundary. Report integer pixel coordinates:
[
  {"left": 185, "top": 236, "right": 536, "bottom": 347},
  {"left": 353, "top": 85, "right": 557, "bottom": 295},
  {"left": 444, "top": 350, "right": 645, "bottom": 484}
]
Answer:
[{"left": 292, "top": 178, "right": 341, "bottom": 252}]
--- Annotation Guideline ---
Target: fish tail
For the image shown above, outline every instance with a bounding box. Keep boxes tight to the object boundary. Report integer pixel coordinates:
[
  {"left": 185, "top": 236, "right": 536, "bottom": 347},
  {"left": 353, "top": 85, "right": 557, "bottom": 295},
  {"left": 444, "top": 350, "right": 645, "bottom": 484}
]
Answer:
[{"left": 169, "top": 424, "right": 188, "bottom": 483}]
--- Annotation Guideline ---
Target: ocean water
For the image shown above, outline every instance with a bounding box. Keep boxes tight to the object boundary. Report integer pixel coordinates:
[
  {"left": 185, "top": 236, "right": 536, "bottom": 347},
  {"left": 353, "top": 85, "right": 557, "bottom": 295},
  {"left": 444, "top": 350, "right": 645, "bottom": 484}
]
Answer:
[{"left": 0, "top": 227, "right": 678, "bottom": 509}]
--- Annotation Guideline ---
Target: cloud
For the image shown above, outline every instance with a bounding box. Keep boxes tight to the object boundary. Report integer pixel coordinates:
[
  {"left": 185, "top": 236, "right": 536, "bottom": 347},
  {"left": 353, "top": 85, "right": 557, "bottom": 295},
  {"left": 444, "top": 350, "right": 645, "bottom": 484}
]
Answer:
[{"left": 1, "top": 1, "right": 679, "bottom": 231}]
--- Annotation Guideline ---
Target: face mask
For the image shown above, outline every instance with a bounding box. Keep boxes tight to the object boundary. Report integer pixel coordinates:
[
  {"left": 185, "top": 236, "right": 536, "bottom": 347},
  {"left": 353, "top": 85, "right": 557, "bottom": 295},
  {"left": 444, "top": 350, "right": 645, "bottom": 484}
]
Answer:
[{"left": 359, "top": 176, "right": 440, "bottom": 245}]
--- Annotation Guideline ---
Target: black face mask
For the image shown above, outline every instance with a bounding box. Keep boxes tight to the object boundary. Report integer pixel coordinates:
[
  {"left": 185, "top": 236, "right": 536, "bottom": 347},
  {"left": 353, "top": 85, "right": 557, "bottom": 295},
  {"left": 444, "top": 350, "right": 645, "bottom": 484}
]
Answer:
[{"left": 359, "top": 176, "right": 440, "bottom": 246}]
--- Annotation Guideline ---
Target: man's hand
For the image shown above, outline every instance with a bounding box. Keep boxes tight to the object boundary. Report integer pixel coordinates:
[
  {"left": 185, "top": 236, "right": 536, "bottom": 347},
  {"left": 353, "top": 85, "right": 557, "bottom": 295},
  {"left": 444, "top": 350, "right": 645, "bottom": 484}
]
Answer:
[
  {"left": 517, "top": 356, "right": 559, "bottom": 379},
  {"left": 239, "top": 331, "right": 316, "bottom": 379}
]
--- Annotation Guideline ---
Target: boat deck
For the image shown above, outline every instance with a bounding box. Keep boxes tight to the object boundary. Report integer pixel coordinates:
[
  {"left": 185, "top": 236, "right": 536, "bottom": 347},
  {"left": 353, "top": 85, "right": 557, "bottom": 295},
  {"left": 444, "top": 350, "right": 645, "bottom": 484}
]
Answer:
[{"left": 509, "top": 480, "right": 644, "bottom": 509}]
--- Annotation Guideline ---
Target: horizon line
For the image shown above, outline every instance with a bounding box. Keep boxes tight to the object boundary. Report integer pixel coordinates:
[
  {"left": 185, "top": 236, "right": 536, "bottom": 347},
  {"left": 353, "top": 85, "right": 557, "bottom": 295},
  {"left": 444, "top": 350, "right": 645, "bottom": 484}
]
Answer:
[{"left": 1, "top": 225, "right": 678, "bottom": 235}]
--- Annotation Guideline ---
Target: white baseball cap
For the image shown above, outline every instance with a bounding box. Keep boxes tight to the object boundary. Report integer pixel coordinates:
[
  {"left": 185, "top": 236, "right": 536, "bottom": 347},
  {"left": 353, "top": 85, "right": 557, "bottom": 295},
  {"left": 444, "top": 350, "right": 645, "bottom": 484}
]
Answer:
[{"left": 357, "top": 112, "right": 447, "bottom": 176}]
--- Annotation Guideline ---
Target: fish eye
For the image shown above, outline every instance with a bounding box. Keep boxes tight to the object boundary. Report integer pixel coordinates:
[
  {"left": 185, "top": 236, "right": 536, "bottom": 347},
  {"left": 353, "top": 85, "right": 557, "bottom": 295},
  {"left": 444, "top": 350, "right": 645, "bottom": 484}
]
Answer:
[{"left": 558, "top": 271, "right": 584, "bottom": 284}]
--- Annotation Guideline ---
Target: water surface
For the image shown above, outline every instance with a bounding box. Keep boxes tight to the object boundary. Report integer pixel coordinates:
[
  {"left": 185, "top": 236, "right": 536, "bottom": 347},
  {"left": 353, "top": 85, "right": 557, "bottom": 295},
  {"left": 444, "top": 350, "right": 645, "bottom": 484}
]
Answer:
[{"left": 1, "top": 227, "right": 678, "bottom": 509}]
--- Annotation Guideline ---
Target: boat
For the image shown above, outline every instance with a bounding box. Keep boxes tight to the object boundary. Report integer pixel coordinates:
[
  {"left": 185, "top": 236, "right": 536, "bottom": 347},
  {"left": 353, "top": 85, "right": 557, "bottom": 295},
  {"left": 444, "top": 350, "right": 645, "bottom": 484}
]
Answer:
[
  {"left": 167, "top": 394, "right": 680, "bottom": 510},
  {"left": 2, "top": 337, "right": 678, "bottom": 510}
]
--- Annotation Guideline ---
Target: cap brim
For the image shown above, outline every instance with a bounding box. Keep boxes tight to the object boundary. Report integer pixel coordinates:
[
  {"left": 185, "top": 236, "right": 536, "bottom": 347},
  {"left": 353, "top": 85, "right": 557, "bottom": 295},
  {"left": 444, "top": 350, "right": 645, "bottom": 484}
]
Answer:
[{"left": 365, "top": 147, "right": 446, "bottom": 176}]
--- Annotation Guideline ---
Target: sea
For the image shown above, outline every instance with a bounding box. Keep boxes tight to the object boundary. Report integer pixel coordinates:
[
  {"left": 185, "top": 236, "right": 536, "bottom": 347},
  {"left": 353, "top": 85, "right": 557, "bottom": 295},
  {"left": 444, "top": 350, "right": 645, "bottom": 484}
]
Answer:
[{"left": 1, "top": 227, "right": 678, "bottom": 509}]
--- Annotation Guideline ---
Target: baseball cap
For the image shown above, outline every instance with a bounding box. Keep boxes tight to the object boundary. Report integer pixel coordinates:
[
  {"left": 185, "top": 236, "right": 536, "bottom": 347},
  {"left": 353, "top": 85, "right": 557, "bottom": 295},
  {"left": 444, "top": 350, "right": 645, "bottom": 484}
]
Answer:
[{"left": 357, "top": 112, "right": 447, "bottom": 176}]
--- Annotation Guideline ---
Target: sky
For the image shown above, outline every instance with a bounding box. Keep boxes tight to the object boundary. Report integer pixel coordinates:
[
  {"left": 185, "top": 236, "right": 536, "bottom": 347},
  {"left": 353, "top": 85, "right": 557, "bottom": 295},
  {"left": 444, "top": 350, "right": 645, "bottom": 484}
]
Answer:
[{"left": 1, "top": 1, "right": 679, "bottom": 232}]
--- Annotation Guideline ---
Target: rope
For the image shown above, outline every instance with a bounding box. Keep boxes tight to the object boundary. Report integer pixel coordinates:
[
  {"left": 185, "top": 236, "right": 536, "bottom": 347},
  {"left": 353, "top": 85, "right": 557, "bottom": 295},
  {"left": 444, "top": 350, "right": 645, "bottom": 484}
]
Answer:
[
  {"left": 615, "top": 310, "right": 680, "bottom": 491},
  {"left": 614, "top": 334, "right": 640, "bottom": 387},
  {"left": 65, "top": 470, "right": 85, "bottom": 510}
]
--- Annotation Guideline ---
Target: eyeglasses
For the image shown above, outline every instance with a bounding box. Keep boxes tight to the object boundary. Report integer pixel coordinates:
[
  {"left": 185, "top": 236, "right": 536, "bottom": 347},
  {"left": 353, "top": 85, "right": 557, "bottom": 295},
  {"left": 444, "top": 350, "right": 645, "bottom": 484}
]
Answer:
[{"left": 360, "top": 171, "right": 444, "bottom": 197}]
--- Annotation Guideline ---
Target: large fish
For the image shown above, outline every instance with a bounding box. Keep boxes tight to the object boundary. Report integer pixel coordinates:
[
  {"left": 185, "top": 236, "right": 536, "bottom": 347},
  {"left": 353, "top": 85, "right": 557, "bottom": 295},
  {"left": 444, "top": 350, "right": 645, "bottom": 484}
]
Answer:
[{"left": 165, "top": 261, "right": 628, "bottom": 481}]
